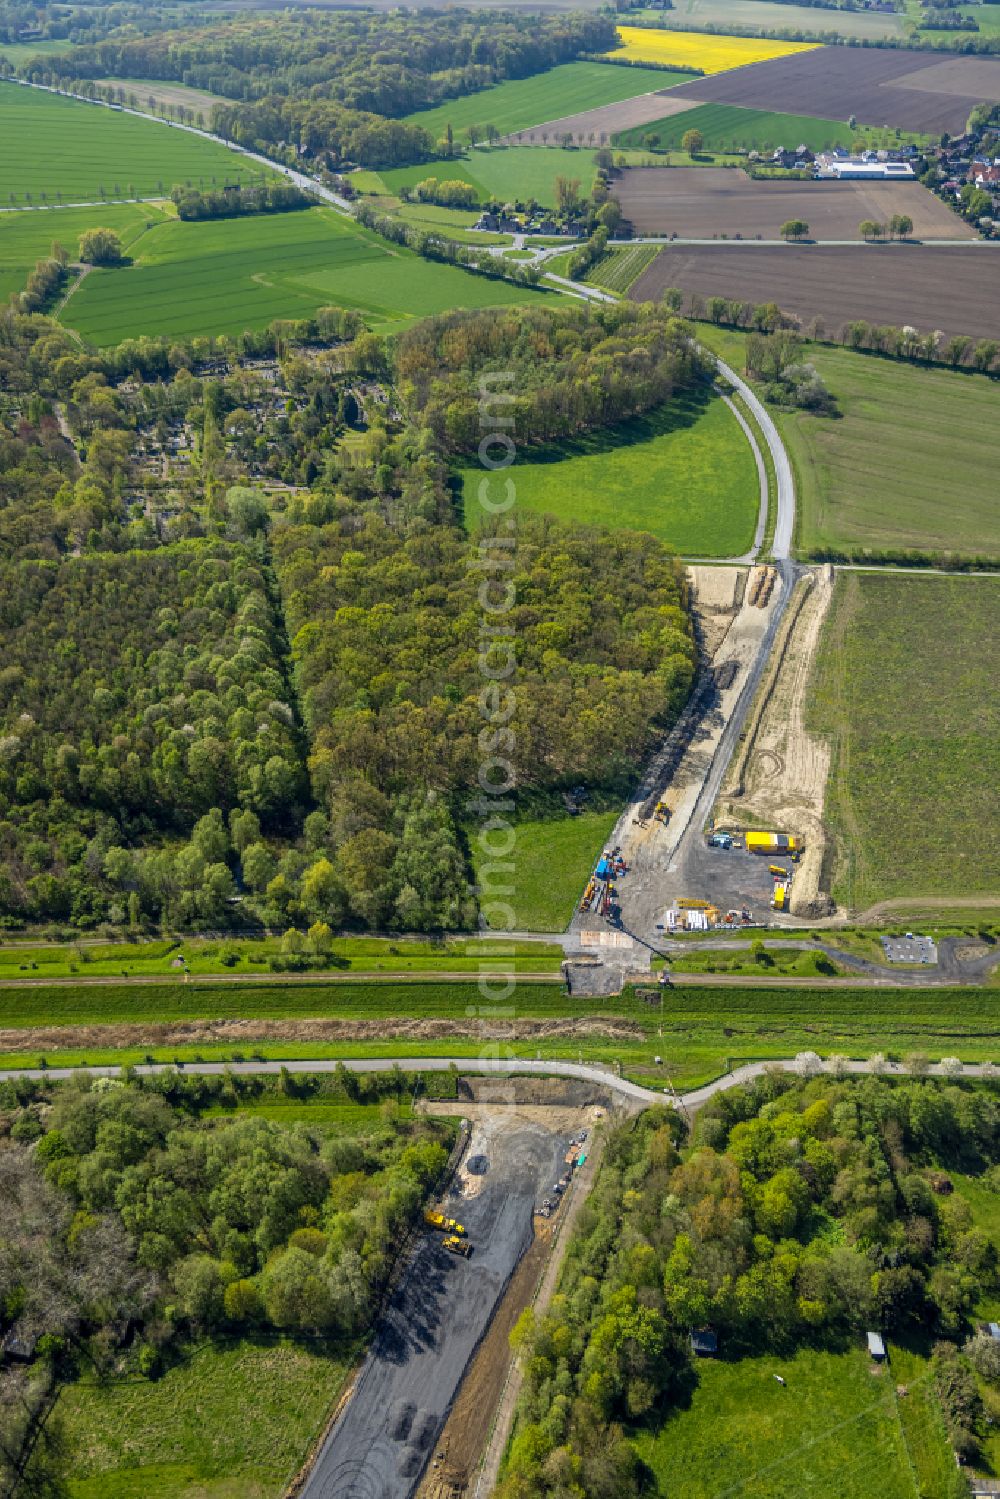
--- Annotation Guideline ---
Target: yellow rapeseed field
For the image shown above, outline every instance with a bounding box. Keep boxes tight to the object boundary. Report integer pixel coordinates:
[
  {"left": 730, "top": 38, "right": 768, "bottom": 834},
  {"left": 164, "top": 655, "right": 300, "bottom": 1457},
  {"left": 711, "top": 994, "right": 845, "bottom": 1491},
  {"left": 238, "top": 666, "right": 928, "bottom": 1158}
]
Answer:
[{"left": 609, "top": 27, "right": 820, "bottom": 74}]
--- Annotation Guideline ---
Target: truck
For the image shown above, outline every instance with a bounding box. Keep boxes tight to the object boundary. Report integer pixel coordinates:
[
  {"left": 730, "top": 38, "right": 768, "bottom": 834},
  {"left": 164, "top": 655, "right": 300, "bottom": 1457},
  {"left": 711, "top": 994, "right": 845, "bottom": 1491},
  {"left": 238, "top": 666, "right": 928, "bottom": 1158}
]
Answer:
[
  {"left": 424, "top": 1209, "right": 466, "bottom": 1236},
  {"left": 772, "top": 882, "right": 789, "bottom": 911},
  {"left": 442, "top": 1235, "right": 472, "bottom": 1258},
  {"left": 708, "top": 833, "right": 733, "bottom": 850},
  {"left": 746, "top": 831, "right": 798, "bottom": 855}
]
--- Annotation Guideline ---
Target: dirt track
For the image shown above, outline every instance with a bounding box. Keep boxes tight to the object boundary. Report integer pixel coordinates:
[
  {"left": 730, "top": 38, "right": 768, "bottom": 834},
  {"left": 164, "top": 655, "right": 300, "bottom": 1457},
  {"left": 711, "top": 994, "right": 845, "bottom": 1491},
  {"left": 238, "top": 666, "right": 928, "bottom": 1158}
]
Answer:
[
  {"left": 631, "top": 243, "right": 1000, "bottom": 345},
  {"left": 664, "top": 47, "right": 1000, "bottom": 134},
  {"left": 616, "top": 168, "right": 972, "bottom": 241},
  {"left": 716, "top": 566, "right": 835, "bottom": 918},
  {"left": 298, "top": 1115, "right": 569, "bottom": 1499}
]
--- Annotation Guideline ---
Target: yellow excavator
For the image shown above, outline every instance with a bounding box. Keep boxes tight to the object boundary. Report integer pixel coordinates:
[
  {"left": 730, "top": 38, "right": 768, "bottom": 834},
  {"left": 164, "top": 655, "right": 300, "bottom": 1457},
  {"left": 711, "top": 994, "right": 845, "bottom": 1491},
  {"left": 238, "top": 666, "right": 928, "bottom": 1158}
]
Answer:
[{"left": 443, "top": 1235, "right": 472, "bottom": 1258}]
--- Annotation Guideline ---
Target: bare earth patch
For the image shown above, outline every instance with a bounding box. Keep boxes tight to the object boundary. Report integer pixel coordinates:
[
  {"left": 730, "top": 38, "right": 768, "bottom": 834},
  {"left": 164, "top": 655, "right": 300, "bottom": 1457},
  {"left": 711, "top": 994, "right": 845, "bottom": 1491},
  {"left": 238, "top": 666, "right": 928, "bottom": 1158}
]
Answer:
[
  {"left": 663, "top": 48, "right": 1000, "bottom": 134},
  {"left": 0, "top": 1014, "right": 644, "bottom": 1055},
  {"left": 506, "top": 92, "right": 701, "bottom": 145},
  {"left": 631, "top": 243, "right": 1000, "bottom": 346},
  {"left": 615, "top": 168, "right": 973, "bottom": 240},
  {"left": 716, "top": 565, "right": 836, "bottom": 917}
]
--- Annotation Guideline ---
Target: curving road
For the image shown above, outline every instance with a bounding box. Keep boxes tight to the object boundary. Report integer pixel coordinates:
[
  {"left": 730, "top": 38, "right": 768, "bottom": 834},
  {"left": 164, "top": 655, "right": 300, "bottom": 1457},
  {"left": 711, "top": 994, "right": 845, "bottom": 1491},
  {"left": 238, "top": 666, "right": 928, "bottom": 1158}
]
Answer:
[{"left": 0, "top": 1053, "right": 994, "bottom": 1107}]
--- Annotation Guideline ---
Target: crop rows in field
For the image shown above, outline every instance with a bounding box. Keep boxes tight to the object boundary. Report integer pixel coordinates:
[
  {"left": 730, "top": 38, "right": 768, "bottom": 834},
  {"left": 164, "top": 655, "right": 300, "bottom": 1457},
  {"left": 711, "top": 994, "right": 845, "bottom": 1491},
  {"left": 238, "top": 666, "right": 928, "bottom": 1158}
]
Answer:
[
  {"left": 613, "top": 101, "right": 928, "bottom": 153},
  {"left": 586, "top": 241, "right": 660, "bottom": 292},
  {"left": 61, "top": 206, "right": 549, "bottom": 343},
  {"left": 0, "top": 81, "right": 265, "bottom": 203},
  {"left": 403, "top": 60, "right": 678, "bottom": 139}
]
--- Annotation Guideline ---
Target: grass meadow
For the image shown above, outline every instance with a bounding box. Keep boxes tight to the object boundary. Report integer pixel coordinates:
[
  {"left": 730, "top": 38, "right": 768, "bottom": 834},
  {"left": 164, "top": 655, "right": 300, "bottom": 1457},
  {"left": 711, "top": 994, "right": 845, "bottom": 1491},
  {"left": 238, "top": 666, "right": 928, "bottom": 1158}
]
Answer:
[
  {"left": 403, "top": 61, "right": 683, "bottom": 140},
  {"left": 0, "top": 82, "right": 266, "bottom": 203},
  {"left": 809, "top": 574, "right": 1000, "bottom": 912},
  {"left": 0, "top": 935, "right": 563, "bottom": 980},
  {"left": 634, "top": 1347, "right": 928, "bottom": 1499},
  {"left": 459, "top": 391, "right": 759, "bottom": 557},
  {"left": 60, "top": 1338, "right": 350, "bottom": 1499},
  {"left": 5, "top": 982, "right": 1000, "bottom": 1084},
  {"left": 692, "top": 326, "right": 1000, "bottom": 561},
  {"left": 377, "top": 145, "right": 658, "bottom": 208},
  {"left": 468, "top": 809, "right": 618, "bottom": 932},
  {"left": 614, "top": 101, "right": 927, "bottom": 152},
  {"left": 0, "top": 199, "right": 172, "bottom": 303},
  {"left": 609, "top": 26, "right": 820, "bottom": 72},
  {"left": 61, "top": 206, "right": 551, "bottom": 343}
]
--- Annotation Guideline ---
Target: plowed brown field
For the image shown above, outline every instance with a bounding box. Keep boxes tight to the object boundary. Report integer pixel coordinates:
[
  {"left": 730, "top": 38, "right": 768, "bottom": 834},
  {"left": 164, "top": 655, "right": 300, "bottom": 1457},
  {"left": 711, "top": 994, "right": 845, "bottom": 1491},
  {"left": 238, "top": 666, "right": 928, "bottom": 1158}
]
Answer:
[
  {"left": 616, "top": 167, "right": 972, "bottom": 239},
  {"left": 631, "top": 243, "right": 1000, "bottom": 343},
  {"left": 665, "top": 47, "right": 1000, "bottom": 134}
]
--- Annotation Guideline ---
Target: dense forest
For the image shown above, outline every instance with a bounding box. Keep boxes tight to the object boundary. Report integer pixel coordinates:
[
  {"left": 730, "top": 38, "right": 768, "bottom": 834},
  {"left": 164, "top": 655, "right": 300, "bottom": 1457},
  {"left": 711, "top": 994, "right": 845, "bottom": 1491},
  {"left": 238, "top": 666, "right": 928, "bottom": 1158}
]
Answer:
[
  {"left": 499, "top": 1073, "right": 1000, "bottom": 1499},
  {"left": 398, "top": 303, "right": 709, "bottom": 451},
  {"left": 14, "top": 10, "right": 615, "bottom": 167},
  {"left": 0, "top": 301, "right": 698, "bottom": 933},
  {"left": 273, "top": 511, "right": 694, "bottom": 929},
  {"left": 0, "top": 1067, "right": 455, "bottom": 1492}
]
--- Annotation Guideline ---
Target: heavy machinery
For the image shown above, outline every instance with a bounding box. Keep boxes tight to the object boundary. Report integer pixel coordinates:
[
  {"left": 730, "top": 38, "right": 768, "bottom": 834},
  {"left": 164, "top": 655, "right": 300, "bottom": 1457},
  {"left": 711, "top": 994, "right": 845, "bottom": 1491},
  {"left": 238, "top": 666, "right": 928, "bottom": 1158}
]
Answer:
[
  {"left": 442, "top": 1235, "right": 472, "bottom": 1258},
  {"left": 654, "top": 801, "right": 671, "bottom": 824},
  {"left": 425, "top": 1209, "right": 466, "bottom": 1236},
  {"left": 768, "top": 864, "right": 790, "bottom": 878},
  {"left": 746, "top": 831, "right": 798, "bottom": 856}
]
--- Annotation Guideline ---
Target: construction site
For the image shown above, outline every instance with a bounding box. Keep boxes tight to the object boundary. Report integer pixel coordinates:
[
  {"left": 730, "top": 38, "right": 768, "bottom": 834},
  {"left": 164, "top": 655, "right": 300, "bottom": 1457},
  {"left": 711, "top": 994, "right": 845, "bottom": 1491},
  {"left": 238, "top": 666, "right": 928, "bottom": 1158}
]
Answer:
[{"left": 297, "top": 1089, "right": 613, "bottom": 1499}]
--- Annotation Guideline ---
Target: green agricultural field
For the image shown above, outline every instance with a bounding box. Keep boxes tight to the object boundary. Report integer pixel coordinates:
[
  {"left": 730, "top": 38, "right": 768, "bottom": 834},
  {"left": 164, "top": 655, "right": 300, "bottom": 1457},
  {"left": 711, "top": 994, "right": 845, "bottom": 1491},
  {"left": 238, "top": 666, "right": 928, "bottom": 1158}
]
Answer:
[
  {"left": 394, "top": 201, "right": 510, "bottom": 244},
  {"left": 692, "top": 326, "right": 1000, "bottom": 560},
  {"left": 614, "top": 101, "right": 927, "bottom": 152},
  {"left": 0, "top": 81, "right": 268, "bottom": 203},
  {"left": 378, "top": 145, "right": 658, "bottom": 209},
  {"left": 782, "top": 348, "right": 1000, "bottom": 560},
  {"left": 809, "top": 573, "right": 1000, "bottom": 913},
  {"left": 648, "top": 0, "right": 906, "bottom": 37},
  {"left": 5, "top": 982, "right": 1000, "bottom": 1085},
  {"left": 459, "top": 391, "right": 759, "bottom": 557},
  {"left": 60, "top": 206, "right": 550, "bottom": 344},
  {"left": 0, "top": 199, "right": 172, "bottom": 303},
  {"left": 634, "top": 1347, "right": 934, "bottom": 1499},
  {"left": 0, "top": 38, "right": 74, "bottom": 63},
  {"left": 469, "top": 809, "right": 618, "bottom": 932},
  {"left": 59, "top": 1338, "right": 350, "bottom": 1499},
  {"left": 402, "top": 61, "right": 687, "bottom": 141}
]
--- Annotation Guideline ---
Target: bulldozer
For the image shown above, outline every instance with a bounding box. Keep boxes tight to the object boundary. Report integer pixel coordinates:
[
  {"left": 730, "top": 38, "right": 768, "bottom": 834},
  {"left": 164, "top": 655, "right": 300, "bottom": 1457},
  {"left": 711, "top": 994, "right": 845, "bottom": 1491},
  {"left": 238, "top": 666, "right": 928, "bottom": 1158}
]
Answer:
[
  {"left": 425, "top": 1209, "right": 466, "bottom": 1236},
  {"left": 443, "top": 1235, "right": 472, "bottom": 1259}
]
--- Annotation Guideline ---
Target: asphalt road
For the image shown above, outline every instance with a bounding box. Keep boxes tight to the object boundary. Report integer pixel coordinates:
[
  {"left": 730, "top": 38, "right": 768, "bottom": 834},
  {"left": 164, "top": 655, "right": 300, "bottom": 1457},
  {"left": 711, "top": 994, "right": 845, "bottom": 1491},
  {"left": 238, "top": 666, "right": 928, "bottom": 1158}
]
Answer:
[
  {"left": 1, "top": 1053, "right": 996, "bottom": 1105},
  {"left": 299, "top": 1121, "right": 568, "bottom": 1499}
]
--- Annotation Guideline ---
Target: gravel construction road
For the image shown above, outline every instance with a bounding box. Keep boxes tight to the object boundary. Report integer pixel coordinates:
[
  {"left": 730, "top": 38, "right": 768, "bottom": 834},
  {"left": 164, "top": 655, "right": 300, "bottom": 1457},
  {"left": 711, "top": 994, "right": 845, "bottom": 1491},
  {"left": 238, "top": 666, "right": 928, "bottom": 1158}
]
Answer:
[{"left": 299, "top": 1120, "right": 568, "bottom": 1499}]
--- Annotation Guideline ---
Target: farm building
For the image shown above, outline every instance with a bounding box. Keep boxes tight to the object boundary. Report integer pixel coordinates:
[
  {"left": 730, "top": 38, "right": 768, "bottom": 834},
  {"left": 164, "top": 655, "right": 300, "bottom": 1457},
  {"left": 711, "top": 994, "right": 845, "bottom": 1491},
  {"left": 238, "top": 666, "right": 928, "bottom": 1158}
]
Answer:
[
  {"left": 819, "top": 158, "right": 916, "bottom": 181},
  {"left": 867, "top": 1331, "right": 887, "bottom": 1361}
]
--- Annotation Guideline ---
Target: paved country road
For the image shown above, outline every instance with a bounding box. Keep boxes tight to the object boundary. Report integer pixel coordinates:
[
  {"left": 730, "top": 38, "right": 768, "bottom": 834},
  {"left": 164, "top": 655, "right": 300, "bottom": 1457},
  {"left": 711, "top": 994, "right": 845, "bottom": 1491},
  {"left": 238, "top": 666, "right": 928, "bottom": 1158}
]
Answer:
[{"left": 0, "top": 1053, "right": 994, "bottom": 1106}]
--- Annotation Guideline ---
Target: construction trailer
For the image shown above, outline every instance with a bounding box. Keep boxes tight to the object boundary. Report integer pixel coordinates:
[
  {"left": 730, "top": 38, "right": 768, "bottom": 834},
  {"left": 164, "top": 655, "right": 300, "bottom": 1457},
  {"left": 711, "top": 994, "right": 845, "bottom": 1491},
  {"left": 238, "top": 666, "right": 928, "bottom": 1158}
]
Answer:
[
  {"left": 771, "top": 881, "right": 789, "bottom": 912},
  {"left": 746, "top": 831, "right": 798, "bottom": 856}
]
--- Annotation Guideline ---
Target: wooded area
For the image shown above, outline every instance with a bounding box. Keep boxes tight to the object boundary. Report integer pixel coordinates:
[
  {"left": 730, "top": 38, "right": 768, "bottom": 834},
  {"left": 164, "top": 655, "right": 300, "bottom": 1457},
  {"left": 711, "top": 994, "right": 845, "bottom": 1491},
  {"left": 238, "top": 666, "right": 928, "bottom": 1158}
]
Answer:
[
  {"left": 0, "top": 1067, "right": 454, "bottom": 1492},
  {"left": 500, "top": 1073, "right": 1000, "bottom": 1499},
  {"left": 0, "top": 301, "right": 698, "bottom": 933}
]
